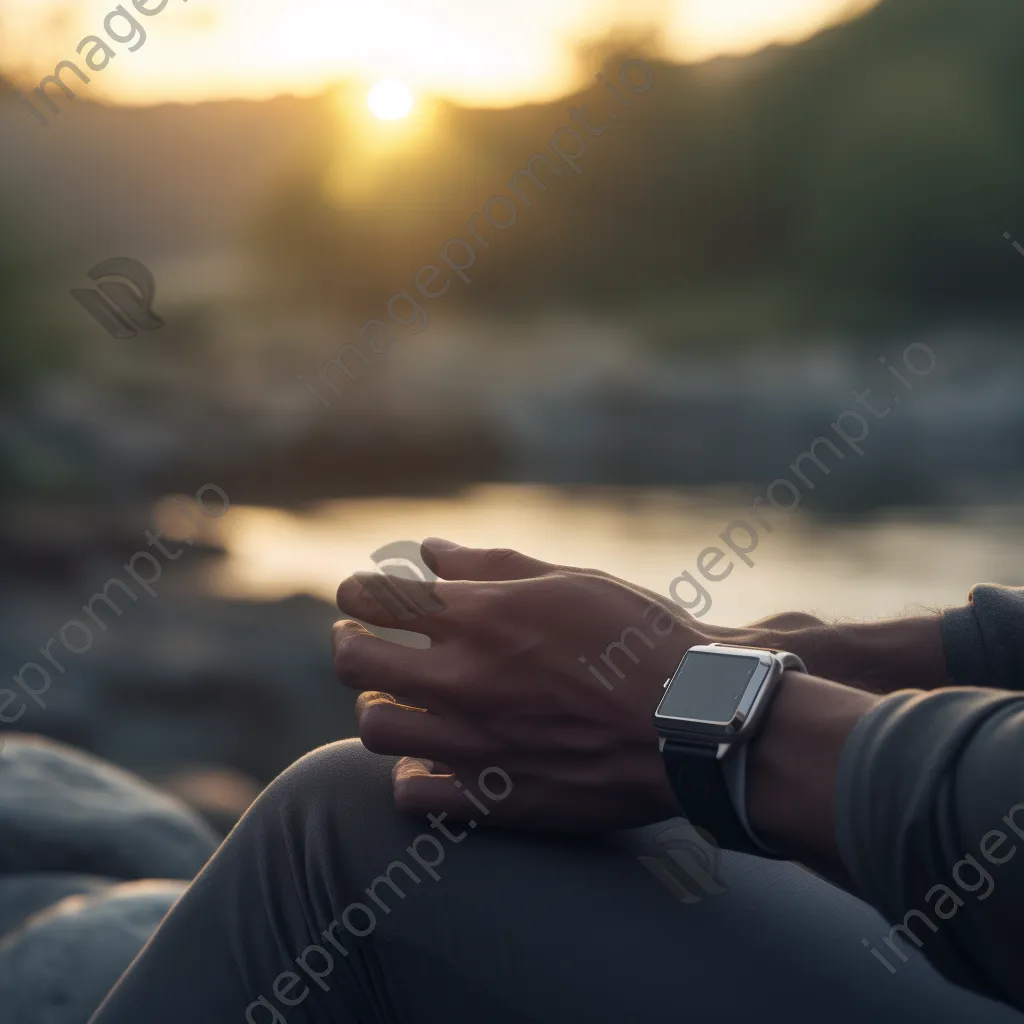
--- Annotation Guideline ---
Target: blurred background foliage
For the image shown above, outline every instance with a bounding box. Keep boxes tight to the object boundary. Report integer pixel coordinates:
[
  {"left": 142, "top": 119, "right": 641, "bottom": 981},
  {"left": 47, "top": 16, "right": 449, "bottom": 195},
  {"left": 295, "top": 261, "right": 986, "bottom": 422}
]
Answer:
[
  {"left": 254, "top": 0, "right": 1024, "bottom": 337},
  {"left": 0, "top": 213, "right": 60, "bottom": 392}
]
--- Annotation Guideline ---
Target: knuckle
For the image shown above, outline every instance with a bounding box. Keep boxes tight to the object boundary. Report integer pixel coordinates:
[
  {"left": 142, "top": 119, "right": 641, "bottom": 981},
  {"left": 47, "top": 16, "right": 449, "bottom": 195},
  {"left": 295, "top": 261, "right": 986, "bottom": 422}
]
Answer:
[
  {"left": 482, "top": 547, "right": 520, "bottom": 571},
  {"left": 544, "top": 569, "right": 585, "bottom": 593}
]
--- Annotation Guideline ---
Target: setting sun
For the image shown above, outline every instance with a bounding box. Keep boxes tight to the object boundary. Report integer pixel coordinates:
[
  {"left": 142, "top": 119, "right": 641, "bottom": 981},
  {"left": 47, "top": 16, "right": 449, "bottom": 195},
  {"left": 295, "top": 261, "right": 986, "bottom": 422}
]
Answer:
[{"left": 367, "top": 80, "right": 415, "bottom": 121}]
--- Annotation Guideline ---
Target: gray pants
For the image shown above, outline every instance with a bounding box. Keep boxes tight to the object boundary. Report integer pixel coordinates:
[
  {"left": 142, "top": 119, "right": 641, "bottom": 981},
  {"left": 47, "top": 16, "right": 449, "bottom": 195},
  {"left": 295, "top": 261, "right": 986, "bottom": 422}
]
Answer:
[{"left": 89, "top": 740, "right": 1023, "bottom": 1023}]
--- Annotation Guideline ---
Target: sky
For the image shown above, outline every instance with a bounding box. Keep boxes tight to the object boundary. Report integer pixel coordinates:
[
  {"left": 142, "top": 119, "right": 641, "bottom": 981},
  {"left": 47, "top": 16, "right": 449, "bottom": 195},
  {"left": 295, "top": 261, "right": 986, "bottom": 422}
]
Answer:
[{"left": 0, "top": 0, "right": 879, "bottom": 108}]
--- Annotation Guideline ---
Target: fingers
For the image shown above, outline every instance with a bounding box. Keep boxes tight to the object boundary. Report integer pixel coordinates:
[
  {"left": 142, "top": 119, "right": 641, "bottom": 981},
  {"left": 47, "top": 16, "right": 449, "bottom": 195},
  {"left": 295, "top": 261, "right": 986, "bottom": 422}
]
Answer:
[
  {"left": 332, "top": 621, "right": 446, "bottom": 699},
  {"left": 392, "top": 757, "right": 498, "bottom": 820},
  {"left": 420, "top": 538, "right": 555, "bottom": 582},
  {"left": 355, "top": 691, "right": 487, "bottom": 760},
  {"left": 392, "top": 757, "right": 453, "bottom": 813},
  {"left": 335, "top": 573, "right": 450, "bottom": 634}
]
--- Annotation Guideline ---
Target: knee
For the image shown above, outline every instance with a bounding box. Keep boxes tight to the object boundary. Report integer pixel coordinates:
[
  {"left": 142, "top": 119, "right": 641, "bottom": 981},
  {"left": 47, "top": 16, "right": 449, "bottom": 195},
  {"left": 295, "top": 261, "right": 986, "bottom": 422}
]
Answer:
[
  {"left": 256, "top": 739, "right": 396, "bottom": 830},
  {"left": 232, "top": 740, "right": 402, "bottom": 904}
]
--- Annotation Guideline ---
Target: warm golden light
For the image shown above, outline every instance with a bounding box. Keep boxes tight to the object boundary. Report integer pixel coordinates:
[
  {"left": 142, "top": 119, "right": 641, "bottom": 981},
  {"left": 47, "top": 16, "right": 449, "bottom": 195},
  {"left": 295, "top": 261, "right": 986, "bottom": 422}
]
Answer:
[
  {"left": 367, "top": 80, "right": 415, "bottom": 121},
  {"left": 0, "top": 0, "right": 883, "bottom": 109}
]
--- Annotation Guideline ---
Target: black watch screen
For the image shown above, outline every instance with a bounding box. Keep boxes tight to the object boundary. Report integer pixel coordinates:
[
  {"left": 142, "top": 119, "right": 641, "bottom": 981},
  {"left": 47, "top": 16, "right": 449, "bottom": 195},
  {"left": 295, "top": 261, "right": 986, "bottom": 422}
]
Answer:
[{"left": 657, "top": 650, "right": 762, "bottom": 726}]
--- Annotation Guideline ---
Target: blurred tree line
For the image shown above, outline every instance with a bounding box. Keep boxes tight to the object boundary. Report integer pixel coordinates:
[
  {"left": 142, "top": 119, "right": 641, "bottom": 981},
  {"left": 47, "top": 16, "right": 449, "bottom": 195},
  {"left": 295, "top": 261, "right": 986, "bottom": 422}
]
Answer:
[
  {"left": 0, "top": 207, "right": 55, "bottom": 395},
  {"left": 0, "top": 160, "right": 84, "bottom": 500},
  {"left": 254, "top": 0, "right": 1024, "bottom": 338}
]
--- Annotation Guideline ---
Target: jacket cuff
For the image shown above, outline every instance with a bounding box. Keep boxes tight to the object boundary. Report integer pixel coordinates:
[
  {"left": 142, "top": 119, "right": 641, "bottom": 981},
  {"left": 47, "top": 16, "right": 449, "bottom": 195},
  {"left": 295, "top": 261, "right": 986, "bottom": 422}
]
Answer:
[
  {"left": 942, "top": 584, "right": 1024, "bottom": 690},
  {"left": 942, "top": 599, "right": 989, "bottom": 685}
]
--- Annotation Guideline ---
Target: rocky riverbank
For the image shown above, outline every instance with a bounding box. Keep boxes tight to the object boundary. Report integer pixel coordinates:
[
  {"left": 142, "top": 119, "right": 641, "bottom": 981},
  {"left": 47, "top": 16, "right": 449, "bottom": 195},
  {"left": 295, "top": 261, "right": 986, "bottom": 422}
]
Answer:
[
  {"left": 0, "top": 734, "right": 226, "bottom": 1023},
  {"left": 0, "top": 554, "right": 355, "bottom": 790}
]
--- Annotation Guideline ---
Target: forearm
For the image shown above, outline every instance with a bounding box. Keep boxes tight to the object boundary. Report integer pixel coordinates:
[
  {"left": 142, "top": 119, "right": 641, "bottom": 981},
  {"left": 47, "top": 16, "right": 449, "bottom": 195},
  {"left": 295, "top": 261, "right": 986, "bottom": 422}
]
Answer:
[
  {"left": 787, "top": 615, "right": 949, "bottom": 693},
  {"left": 737, "top": 582, "right": 1024, "bottom": 695},
  {"left": 729, "top": 615, "right": 949, "bottom": 695}
]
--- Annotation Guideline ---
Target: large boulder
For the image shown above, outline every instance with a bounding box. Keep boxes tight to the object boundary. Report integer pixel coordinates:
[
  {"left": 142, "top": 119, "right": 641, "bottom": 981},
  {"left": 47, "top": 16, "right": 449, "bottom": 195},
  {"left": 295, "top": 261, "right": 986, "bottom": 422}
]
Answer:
[
  {"left": 0, "top": 879, "right": 185, "bottom": 1024},
  {"left": 0, "top": 735, "right": 218, "bottom": 880},
  {"left": 0, "top": 875, "right": 112, "bottom": 941}
]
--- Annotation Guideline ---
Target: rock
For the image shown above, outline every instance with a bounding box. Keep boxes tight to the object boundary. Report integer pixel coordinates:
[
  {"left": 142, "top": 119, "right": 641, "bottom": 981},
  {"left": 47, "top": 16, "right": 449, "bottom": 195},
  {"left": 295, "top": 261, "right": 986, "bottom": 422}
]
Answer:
[
  {"left": 0, "top": 735, "right": 218, "bottom": 880},
  {"left": 0, "top": 875, "right": 113, "bottom": 941},
  {"left": 0, "top": 590, "right": 354, "bottom": 787},
  {"left": 155, "top": 765, "right": 263, "bottom": 837},
  {"left": 0, "top": 879, "right": 185, "bottom": 1024}
]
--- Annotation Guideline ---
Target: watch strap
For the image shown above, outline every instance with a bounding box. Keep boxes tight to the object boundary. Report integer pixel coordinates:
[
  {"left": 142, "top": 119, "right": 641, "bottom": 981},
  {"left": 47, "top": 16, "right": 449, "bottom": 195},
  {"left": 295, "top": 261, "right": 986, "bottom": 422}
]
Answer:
[
  {"left": 662, "top": 737, "right": 774, "bottom": 858},
  {"left": 722, "top": 742, "right": 778, "bottom": 855},
  {"left": 660, "top": 649, "right": 806, "bottom": 858}
]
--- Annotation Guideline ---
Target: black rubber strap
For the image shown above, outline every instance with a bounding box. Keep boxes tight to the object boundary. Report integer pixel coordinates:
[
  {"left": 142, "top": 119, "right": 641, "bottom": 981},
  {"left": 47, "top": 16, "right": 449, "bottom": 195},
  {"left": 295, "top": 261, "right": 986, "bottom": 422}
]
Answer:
[{"left": 662, "top": 738, "right": 779, "bottom": 858}]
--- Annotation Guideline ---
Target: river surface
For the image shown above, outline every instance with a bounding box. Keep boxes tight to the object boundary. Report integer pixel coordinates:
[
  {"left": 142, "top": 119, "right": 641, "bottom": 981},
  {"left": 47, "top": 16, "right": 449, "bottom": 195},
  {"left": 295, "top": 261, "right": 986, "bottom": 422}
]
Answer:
[{"left": 161, "top": 485, "right": 1024, "bottom": 626}]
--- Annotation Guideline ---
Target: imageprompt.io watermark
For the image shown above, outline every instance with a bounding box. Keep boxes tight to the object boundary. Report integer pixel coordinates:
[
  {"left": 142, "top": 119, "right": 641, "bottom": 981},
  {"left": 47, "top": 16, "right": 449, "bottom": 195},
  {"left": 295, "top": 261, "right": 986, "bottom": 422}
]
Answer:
[
  {"left": 243, "top": 766, "right": 513, "bottom": 1024},
  {"left": 70, "top": 257, "right": 164, "bottom": 339},
  {"left": 15, "top": 0, "right": 190, "bottom": 127},
  {"left": 363, "top": 540, "right": 447, "bottom": 622},
  {"left": 862, "top": 798, "right": 1024, "bottom": 975},
  {"left": 664, "top": 340, "right": 939, "bottom": 622},
  {"left": 638, "top": 820, "right": 728, "bottom": 905}
]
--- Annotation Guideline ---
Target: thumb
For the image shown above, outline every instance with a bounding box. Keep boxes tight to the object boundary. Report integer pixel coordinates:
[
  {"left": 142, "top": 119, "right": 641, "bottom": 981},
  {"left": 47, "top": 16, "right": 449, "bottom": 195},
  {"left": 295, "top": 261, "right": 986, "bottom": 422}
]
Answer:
[{"left": 420, "top": 539, "right": 554, "bottom": 581}]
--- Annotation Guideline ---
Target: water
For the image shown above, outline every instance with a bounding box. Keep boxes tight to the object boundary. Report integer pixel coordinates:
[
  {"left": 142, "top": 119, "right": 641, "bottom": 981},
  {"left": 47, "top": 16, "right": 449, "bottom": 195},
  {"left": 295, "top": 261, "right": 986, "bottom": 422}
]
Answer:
[{"left": 161, "top": 485, "right": 1023, "bottom": 626}]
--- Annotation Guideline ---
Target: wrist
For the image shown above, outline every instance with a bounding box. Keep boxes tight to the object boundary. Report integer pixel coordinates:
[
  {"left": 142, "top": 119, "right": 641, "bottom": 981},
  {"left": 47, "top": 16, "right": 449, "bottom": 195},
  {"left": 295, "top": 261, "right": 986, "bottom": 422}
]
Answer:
[{"left": 746, "top": 670, "right": 880, "bottom": 880}]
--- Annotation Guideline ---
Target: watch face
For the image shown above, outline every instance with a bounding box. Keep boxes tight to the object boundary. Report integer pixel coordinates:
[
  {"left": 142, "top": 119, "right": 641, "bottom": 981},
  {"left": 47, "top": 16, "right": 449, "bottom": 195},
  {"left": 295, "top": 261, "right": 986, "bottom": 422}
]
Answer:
[{"left": 656, "top": 650, "right": 765, "bottom": 727}]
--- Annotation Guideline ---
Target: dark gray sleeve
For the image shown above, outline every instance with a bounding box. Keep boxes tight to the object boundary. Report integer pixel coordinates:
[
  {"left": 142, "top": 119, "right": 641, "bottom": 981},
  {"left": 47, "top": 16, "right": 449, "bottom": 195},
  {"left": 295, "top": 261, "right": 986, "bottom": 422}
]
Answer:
[
  {"left": 834, "top": 581, "right": 1024, "bottom": 1011},
  {"left": 941, "top": 583, "right": 1024, "bottom": 688},
  {"left": 836, "top": 689, "right": 1024, "bottom": 1008}
]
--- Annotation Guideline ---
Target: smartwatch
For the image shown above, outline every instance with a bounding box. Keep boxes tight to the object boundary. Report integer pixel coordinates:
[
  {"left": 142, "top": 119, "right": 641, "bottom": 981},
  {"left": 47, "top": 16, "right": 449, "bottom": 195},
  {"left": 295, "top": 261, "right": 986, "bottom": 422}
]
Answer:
[{"left": 653, "top": 642, "right": 806, "bottom": 857}]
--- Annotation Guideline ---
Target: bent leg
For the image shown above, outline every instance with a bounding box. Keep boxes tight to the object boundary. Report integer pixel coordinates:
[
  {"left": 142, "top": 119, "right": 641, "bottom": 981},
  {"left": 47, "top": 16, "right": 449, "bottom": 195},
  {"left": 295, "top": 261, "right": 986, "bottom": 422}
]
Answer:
[{"left": 90, "top": 740, "right": 1023, "bottom": 1024}]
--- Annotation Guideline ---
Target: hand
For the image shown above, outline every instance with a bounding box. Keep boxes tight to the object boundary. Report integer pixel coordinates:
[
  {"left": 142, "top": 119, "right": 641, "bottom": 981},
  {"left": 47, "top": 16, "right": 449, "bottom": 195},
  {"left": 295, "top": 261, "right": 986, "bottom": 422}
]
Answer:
[
  {"left": 331, "top": 539, "right": 943, "bottom": 833},
  {"left": 333, "top": 540, "right": 719, "bottom": 832}
]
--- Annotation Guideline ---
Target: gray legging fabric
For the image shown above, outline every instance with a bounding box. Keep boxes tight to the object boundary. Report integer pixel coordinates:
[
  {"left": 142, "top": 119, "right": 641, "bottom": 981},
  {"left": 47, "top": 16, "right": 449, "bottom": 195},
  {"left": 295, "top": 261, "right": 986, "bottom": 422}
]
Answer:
[{"left": 89, "top": 739, "right": 1022, "bottom": 1024}]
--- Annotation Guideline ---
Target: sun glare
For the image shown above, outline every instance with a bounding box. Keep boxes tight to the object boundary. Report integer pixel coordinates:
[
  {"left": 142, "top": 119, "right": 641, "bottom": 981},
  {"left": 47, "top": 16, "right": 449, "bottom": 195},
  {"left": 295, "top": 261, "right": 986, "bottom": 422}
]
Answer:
[{"left": 367, "top": 80, "right": 415, "bottom": 121}]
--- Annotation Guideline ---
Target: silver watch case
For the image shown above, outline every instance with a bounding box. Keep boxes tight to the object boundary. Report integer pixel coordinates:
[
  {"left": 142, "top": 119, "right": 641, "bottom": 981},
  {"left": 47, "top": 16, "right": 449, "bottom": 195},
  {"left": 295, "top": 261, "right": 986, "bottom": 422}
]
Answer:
[{"left": 653, "top": 643, "right": 792, "bottom": 759}]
